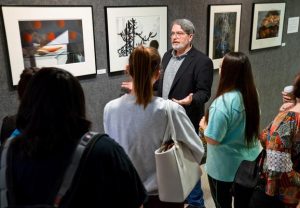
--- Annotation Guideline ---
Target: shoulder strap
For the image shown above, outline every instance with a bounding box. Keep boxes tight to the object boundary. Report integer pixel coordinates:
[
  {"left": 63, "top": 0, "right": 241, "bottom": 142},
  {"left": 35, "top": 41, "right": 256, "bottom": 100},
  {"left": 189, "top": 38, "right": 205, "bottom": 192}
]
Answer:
[
  {"left": 162, "top": 100, "right": 178, "bottom": 144},
  {"left": 257, "top": 149, "right": 267, "bottom": 175},
  {"left": 53, "top": 132, "right": 103, "bottom": 207}
]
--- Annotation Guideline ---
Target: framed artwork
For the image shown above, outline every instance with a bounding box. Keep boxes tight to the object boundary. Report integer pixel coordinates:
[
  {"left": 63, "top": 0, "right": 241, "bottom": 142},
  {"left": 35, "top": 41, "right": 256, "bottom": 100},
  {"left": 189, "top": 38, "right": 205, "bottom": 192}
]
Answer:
[
  {"left": 208, "top": 4, "right": 241, "bottom": 69},
  {"left": 1, "top": 6, "right": 97, "bottom": 86},
  {"left": 105, "top": 6, "right": 167, "bottom": 73},
  {"left": 250, "top": 3, "right": 286, "bottom": 50}
]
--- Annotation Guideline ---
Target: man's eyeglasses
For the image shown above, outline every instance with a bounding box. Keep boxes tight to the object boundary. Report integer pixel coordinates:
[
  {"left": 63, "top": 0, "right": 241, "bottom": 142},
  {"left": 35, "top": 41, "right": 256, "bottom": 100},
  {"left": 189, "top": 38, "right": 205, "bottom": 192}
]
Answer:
[{"left": 170, "top": 31, "right": 187, "bottom": 38}]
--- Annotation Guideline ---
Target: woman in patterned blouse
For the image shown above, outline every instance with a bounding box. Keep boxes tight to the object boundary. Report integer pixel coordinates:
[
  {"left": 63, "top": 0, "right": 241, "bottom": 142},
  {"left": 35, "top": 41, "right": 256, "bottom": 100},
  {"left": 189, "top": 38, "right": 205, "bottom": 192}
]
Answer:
[{"left": 251, "top": 73, "right": 300, "bottom": 208}]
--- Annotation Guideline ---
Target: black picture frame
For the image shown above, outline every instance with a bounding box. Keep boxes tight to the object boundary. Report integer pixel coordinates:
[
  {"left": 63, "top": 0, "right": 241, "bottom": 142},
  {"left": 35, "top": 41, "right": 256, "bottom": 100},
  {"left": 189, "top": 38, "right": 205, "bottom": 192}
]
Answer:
[
  {"left": 208, "top": 4, "right": 241, "bottom": 69},
  {"left": 105, "top": 6, "right": 167, "bottom": 73}
]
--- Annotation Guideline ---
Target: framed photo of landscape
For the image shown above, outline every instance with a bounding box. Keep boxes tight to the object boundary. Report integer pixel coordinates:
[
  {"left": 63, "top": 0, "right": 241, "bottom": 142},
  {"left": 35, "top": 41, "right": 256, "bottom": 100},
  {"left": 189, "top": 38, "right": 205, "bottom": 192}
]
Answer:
[
  {"left": 208, "top": 4, "right": 241, "bottom": 69},
  {"left": 250, "top": 3, "right": 286, "bottom": 50},
  {"left": 105, "top": 6, "right": 167, "bottom": 73},
  {"left": 1, "top": 6, "right": 96, "bottom": 86}
]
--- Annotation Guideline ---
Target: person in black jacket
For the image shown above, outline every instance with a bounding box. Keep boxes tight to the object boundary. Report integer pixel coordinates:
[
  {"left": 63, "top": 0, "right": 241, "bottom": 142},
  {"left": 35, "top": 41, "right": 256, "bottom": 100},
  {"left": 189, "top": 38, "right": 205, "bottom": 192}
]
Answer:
[
  {"left": 156, "top": 19, "right": 213, "bottom": 208},
  {"left": 0, "top": 67, "right": 40, "bottom": 145},
  {"left": 2, "top": 67, "right": 147, "bottom": 207},
  {"left": 156, "top": 19, "right": 213, "bottom": 132}
]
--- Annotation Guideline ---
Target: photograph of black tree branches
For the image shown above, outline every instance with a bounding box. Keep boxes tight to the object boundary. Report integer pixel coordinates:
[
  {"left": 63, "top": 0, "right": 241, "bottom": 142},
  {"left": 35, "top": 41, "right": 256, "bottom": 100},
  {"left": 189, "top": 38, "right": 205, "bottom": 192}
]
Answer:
[
  {"left": 105, "top": 6, "right": 167, "bottom": 73},
  {"left": 117, "top": 18, "right": 158, "bottom": 57}
]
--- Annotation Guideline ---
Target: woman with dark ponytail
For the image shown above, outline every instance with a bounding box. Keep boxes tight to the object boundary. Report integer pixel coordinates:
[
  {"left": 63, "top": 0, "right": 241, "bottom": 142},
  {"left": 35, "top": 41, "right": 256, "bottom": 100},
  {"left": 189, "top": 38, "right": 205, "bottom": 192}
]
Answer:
[{"left": 104, "top": 45, "right": 204, "bottom": 208}]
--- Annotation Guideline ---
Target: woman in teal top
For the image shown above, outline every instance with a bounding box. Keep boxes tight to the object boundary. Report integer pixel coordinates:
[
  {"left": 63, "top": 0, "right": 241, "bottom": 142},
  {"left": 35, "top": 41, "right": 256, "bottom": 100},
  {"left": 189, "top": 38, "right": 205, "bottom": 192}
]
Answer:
[{"left": 200, "top": 52, "right": 261, "bottom": 208}]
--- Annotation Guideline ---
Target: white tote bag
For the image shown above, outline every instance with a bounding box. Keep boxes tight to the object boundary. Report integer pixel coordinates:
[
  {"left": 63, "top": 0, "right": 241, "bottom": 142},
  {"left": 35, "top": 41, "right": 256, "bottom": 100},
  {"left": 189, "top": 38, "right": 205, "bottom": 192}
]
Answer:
[{"left": 155, "top": 101, "right": 201, "bottom": 202}]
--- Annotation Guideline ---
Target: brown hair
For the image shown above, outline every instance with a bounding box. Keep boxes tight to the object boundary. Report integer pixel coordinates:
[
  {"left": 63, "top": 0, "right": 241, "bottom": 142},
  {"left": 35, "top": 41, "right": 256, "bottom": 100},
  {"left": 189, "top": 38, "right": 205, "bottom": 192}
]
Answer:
[
  {"left": 206, "top": 52, "right": 260, "bottom": 146},
  {"left": 16, "top": 67, "right": 90, "bottom": 157},
  {"left": 293, "top": 73, "right": 300, "bottom": 99},
  {"left": 18, "top": 67, "right": 40, "bottom": 99},
  {"left": 128, "top": 45, "right": 161, "bottom": 108}
]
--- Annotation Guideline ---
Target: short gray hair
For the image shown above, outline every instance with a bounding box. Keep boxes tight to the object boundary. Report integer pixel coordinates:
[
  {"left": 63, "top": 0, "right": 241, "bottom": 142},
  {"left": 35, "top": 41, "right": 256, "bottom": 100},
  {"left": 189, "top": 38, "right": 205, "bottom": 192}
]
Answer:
[{"left": 171, "top": 19, "right": 195, "bottom": 35}]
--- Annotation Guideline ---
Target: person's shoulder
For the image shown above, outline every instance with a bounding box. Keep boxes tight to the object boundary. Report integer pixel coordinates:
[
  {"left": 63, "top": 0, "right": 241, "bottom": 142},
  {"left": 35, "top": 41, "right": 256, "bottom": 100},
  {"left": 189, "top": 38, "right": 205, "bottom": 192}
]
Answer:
[
  {"left": 162, "top": 49, "right": 173, "bottom": 59},
  {"left": 190, "top": 47, "right": 213, "bottom": 68},
  {"left": 279, "top": 102, "right": 295, "bottom": 112},
  {"left": 165, "top": 99, "right": 185, "bottom": 114},
  {"left": 218, "top": 90, "right": 240, "bottom": 99},
  {"left": 211, "top": 94, "right": 225, "bottom": 108},
  {"left": 224, "top": 91, "right": 244, "bottom": 111},
  {"left": 105, "top": 97, "right": 119, "bottom": 106},
  {"left": 88, "top": 134, "right": 129, "bottom": 162},
  {"left": 104, "top": 95, "right": 127, "bottom": 110},
  {"left": 152, "top": 96, "right": 167, "bottom": 105},
  {"left": 150, "top": 96, "right": 172, "bottom": 114},
  {"left": 164, "top": 48, "right": 173, "bottom": 55},
  {"left": 1, "top": 115, "right": 17, "bottom": 141},
  {"left": 213, "top": 91, "right": 244, "bottom": 109},
  {"left": 2, "top": 114, "right": 17, "bottom": 124},
  {"left": 93, "top": 134, "right": 122, "bottom": 152},
  {"left": 190, "top": 47, "right": 210, "bottom": 59},
  {"left": 152, "top": 98, "right": 182, "bottom": 115},
  {"left": 217, "top": 91, "right": 241, "bottom": 104}
]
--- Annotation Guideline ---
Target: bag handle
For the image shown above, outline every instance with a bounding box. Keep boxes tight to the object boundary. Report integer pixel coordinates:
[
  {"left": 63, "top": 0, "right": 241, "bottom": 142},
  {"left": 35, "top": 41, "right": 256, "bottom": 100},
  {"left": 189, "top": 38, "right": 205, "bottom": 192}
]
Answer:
[
  {"left": 257, "top": 149, "right": 266, "bottom": 176},
  {"left": 162, "top": 100, "right": 178, "bottom": 144},
  {"left": 162, "top": 100, "right": 185, "bottom": 168}
]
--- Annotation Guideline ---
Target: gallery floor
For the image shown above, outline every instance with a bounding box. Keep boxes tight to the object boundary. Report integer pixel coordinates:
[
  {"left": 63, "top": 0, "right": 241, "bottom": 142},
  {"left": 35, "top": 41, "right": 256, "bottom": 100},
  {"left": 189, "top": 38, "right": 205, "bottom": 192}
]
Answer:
[
  {"left": 184, "top": 165, "right": 215, "bottom": 208},
  {"left": 201, "top": 166, "right": 215, "bottom": 208}
]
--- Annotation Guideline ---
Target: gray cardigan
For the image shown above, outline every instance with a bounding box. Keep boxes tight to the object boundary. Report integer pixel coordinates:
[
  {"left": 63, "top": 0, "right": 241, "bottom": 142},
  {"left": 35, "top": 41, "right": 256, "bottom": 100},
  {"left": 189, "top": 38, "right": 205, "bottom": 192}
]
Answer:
[{"left": 103, "top": 94, "right": 204, "bottom": 195}]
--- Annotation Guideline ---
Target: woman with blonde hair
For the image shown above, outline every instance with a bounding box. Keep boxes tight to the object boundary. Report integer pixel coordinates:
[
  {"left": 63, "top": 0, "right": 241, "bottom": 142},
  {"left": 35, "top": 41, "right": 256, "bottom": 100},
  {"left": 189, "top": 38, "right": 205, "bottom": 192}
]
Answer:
[{"left": 104, "top": 45, "right": 204, "bottom": 208}]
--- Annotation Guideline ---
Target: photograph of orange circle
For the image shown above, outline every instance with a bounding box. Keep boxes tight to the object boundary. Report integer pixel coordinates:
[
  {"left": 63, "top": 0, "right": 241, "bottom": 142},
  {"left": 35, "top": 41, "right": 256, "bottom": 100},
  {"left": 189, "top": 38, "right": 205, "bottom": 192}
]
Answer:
[
  {"left": 1, "top": 6, "right": 96, "bottom": 86},
  {"left": 19, "top": 19, "right": 84, "bottom": 67}
]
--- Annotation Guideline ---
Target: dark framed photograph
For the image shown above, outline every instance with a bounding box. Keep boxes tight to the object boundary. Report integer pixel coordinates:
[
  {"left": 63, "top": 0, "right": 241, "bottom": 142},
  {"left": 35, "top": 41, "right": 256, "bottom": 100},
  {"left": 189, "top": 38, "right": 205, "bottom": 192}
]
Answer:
[
  {"left": 1, "top": 6, "right": 97, "bottom": 86},
  {"left": 208, "top": 4, "right": 241, "bottom": 69},
  {"left": 105, "top": 6, "right": 167, "bottom": 73},
  {"left": 250, "top": 3, "right": 286, "bottom": 50}
]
